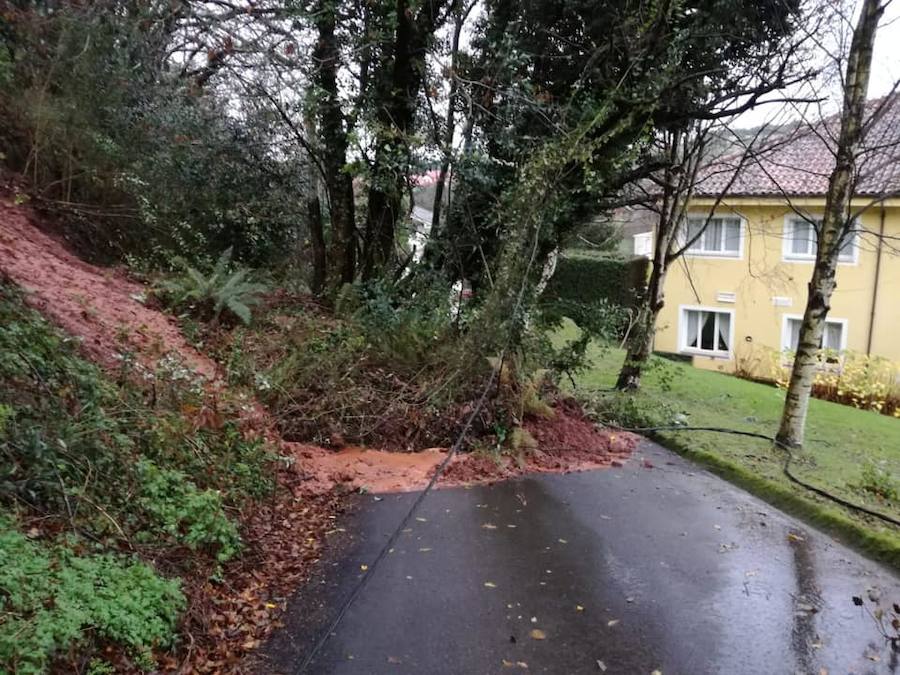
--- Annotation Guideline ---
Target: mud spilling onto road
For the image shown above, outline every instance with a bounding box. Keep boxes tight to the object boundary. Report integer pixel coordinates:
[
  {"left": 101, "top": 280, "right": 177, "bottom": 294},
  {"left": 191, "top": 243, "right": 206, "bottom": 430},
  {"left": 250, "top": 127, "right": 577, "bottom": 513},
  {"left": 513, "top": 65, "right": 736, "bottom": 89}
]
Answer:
[{"left": 287, "top": 401, "right": 636, "bottom": 494}]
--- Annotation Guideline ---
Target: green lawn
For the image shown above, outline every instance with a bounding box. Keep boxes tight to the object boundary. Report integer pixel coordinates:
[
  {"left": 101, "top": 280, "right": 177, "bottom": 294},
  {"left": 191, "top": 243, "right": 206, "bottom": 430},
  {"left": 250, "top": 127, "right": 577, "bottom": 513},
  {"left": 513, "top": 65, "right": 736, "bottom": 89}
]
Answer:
[{"left": 555, "top": 321, "right": 900, "bottom": 566}]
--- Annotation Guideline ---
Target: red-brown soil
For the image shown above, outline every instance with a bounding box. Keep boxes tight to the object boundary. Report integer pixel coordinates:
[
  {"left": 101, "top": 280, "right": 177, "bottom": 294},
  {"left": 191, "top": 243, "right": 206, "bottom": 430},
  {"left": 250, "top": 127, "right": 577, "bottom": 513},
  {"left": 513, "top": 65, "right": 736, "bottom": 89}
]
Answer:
[
  {"left": 289, "top": 444, "right": 449, "bottom": 494},
  {"left": 440, "top": 400, "right": 637, "bottom": 486},
  {"left": 0, "top": 197, "right": 216, "bottom": 377},
  {"left": 0, "top": 196, "right": 636, "bottom": 672},
  {"left": 284, "top": 399, "right": 636, "bottom": 494}
]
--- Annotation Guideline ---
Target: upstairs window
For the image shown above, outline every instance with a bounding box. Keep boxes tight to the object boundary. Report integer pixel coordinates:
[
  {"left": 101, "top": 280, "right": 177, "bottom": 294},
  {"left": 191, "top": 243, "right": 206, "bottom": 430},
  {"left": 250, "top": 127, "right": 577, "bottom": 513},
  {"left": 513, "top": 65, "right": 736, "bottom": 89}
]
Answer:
[
  {"left": 784, "top": 217, "right": 856, "bottom": 263},
  {"left": 681, "top": 308, "right": 732, "bottom": 356},
  {"left": 685, "top": 216, "right": 741, "bottom": 256}
]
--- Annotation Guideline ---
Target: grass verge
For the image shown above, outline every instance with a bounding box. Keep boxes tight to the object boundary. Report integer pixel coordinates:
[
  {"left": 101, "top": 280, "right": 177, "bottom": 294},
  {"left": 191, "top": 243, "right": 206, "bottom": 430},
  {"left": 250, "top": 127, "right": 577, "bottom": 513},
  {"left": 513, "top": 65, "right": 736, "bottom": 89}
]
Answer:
[{"left": 555, "top": 321, "right": 900, "bottom": 570}]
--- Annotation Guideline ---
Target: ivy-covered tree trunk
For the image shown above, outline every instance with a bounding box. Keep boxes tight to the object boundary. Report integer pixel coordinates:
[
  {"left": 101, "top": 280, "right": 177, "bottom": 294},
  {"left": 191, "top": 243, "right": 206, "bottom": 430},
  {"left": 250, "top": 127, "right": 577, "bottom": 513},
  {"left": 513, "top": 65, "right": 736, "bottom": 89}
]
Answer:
[
  {"left": 776, "top": 0, "right": 884, "bottom": 448},
  {"left": 361, "top": 0, "right": 448, "bottom": 279},
  {"left": 615, "top": 251, "right": 668, "bottom": 390},
  {"left": 307, "top": 192, "right": 327, "bottom": 295},
  {"left": 312, "top": 0, "right": 356, "bottom": 288}
]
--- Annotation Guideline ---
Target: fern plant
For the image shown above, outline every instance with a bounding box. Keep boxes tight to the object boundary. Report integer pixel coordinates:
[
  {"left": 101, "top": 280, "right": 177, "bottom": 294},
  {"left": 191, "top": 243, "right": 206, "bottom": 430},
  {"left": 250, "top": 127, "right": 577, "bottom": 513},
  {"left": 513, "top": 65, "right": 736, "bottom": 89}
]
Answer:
[{"left": 157, "top": 248, "right": 267, "bottom": 325}]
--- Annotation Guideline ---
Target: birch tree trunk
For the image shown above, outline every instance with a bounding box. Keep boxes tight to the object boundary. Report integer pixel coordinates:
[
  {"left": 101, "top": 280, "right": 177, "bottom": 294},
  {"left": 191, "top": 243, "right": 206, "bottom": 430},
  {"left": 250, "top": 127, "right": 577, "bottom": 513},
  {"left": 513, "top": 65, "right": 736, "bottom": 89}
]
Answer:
[{"left": 775, "top": 0, "right": 885, "bottom": 447}]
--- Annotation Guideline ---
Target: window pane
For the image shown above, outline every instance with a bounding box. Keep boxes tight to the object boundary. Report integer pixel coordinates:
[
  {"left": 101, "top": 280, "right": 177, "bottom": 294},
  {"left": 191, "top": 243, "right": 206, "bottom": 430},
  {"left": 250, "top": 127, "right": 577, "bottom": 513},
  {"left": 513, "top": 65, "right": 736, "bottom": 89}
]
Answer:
[
  {"left": 700, "top": 312, "right": 716, "bottom": 350},
  {"left": 787, "top": 318, "right": 801, "bottom": 352},
  {"left": 791, "top": 219, "right": 815, "bottom": 255},
  {"left": 686, "top": 310, "right": 699, "bottom": 348},
  {"left": 838, "top": 229, "right": 855, "bottom": 261},
  {"left": 704, "top": 219, "right": 723, "bottom": 252},
  {"left": 717, "top": 313, "right": 731, "bottom": 351},
  {"left": 723, "top": 219, "right": 740, "bottom": 252},
  {"left": 824, "top": 322, "right": 843, "bottom": 350},
  {"left": 686, "top": 220, "right": 702, "bottom": 250}
]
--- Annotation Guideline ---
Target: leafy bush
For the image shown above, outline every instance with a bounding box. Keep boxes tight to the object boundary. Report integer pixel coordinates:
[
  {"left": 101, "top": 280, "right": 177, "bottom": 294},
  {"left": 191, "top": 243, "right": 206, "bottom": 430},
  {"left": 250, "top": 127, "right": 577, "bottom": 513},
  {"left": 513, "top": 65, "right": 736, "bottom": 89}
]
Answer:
[
  {"left": 0, "top": 4, "right": 310, "bottom": 268},
  {"left": 350, "top": 277, "right": 454, "bottom": 366},
  {"left": 0, "top": 523, "right": 183, "bottom": 675},
  {"left": 156, "top": 248, "right": 267, "bottom": 325},
  {"left": 136, "top": 460, "right": 241, "bottom": 562},
  {"left": 541, "top": 250, "right": 648, "bottom": 334},
  {"left": 0, "top": 288, "right": 123, "bottom": 510},
  {"left": 0, "top": 286, "right": 273, "bottom": 668},
  {"left": 770, "top": 350, "right": 900, "bottom": 417},
  {"left": 222, "top": 283, "right": 466, "bottom": 449}
]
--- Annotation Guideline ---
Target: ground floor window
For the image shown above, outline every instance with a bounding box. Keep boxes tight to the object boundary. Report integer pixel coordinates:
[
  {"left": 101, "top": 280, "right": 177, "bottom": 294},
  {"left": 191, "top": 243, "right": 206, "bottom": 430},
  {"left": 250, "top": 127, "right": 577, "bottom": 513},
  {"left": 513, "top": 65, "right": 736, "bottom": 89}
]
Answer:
[
  {"left": 782, "top": 316, "right": 846, "bottom": 354},
  {"left": 680, "top": 307, "right": 733, "bottom": 356}
]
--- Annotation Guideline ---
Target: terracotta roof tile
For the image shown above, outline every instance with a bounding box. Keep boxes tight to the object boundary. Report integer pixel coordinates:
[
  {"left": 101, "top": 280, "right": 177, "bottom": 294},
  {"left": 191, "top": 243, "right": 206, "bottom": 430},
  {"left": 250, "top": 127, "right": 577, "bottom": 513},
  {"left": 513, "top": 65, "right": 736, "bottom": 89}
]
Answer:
[{"left": 696, "top": 94, "right": 900, "bottom": 198}]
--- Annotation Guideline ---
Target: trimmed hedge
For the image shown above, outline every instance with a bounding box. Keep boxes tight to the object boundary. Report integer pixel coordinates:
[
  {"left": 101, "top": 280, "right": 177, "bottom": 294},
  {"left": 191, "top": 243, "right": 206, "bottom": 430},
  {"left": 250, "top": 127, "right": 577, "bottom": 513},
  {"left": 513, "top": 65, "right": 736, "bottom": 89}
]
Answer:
[
  {"left": 545, "top": 250, "right": 648, "bottom": 307},
  {"left": 542, "top": 250, "right": 648, "bottom": 330}
]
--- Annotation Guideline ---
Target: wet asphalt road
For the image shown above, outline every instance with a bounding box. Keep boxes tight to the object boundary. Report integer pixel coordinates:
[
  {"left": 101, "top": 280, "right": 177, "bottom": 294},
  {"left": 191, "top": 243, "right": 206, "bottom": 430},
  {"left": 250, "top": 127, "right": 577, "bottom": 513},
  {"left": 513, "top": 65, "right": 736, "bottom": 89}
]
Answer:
[{"left": 264, "top": 440, "right": 900, "bottom": 675}]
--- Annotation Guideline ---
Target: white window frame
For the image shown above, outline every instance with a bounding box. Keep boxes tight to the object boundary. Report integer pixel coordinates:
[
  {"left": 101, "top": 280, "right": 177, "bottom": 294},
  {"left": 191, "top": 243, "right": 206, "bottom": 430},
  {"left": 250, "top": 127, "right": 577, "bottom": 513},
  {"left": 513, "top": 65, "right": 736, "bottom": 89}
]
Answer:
[
  {"left": 683, "top": 213, "right": 745, "bottom": 259},
  {"left": 633, "top": 231, "right": 653, "bottom": 258},
  {"left": 780, "top": 314, "right": 848, "bottom": 355},
  {"left": 678, "top": 305, "right": 735, "bottom": 359},
  {"left": 782, "top": 214, "right": 859, "bottom": 265}
]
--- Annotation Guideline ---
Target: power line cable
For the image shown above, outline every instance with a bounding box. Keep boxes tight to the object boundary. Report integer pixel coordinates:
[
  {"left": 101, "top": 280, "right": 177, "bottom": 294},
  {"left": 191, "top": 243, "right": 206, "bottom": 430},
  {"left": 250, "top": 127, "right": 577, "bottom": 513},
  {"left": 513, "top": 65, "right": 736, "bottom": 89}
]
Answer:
[{"left": 609, "top": 424, "right": 900, "bottom": 528}]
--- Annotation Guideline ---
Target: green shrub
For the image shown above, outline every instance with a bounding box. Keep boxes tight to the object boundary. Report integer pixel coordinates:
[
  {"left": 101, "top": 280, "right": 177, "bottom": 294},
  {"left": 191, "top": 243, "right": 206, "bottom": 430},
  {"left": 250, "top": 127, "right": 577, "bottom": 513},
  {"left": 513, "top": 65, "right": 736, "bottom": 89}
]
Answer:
[
  {"left": 351, "top": 277, "right": 454, "bottom": 366},
  {"left": 136, "top": 460, "right": 241, "bottom": 562},
  {"left": 0, "top": 523, "right": 183, "bottom": 674},
  {"left": 580, "top": 389, "right": 678, "bottom": 430},
  {"left": 542, "top": 250, "right": 647, "bottom": 333},
  {"left": 1, "top": 4, "right": 309, "bottom": 268},
  {"left": 234, "top": 283, "right": 463, "bottom": 448},
  {"left": 0, "top": 287, "right": 123, "bottom": 510},
  {"left": 0, "top": 285, "right": 272, "bottom": 668},
  {"left": 156, "top": 248, "right": 267, "bottom": 325}
]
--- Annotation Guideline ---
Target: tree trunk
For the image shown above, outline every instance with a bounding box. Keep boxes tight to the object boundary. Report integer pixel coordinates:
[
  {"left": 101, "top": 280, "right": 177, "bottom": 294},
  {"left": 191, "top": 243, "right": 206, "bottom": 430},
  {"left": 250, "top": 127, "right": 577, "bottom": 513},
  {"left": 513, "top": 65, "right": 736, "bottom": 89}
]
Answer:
[
  {"left": 313, "top": 0, "right": 357, "bottom": 288},
  {"left": 615, "top": 129, "right": 682, "bottom": 391},
  {"left": 307, "top": 193, "right": 327, "bottom": 295},
  {"left": 775, "top": 0, "right": 884, "bottom": 447},
  {"left": 362, "top": 186, "right": 400, "bottom": 279},
  {"left": 431, "top": 3, "right": 474, "bottom": 235},
  {"left": 361, "top": 0, "right": 448, "bottom": 279},
  {"left": 616, "top": 252, "right": 667, "bottom": 390}
]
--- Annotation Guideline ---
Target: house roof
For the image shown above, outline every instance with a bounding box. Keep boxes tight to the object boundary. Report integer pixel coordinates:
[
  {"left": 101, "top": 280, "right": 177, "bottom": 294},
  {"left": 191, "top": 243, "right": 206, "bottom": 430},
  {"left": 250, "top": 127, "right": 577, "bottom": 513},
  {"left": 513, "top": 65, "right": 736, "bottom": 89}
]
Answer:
[{"left": 695, "top": 94, "right": 900, "bottom": 199}]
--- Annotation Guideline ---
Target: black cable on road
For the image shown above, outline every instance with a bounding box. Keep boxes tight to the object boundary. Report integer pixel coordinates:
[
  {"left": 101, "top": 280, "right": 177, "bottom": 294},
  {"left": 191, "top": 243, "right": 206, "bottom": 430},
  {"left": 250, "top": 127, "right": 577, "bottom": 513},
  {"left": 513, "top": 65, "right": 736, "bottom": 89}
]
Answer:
[
  {"left": 610, "top": 424, "right": 900, "bottom": 529},
  {"left": 294, "top": 361, "right": 500, "bottom": 674}
]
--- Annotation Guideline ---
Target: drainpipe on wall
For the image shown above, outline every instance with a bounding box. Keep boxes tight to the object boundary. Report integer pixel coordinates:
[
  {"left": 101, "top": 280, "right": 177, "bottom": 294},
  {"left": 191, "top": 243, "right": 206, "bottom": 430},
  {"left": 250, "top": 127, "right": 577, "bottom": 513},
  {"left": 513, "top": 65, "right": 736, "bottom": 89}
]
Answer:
[{"left": 865, "top": 206, "right": 886, "bottom": 356}]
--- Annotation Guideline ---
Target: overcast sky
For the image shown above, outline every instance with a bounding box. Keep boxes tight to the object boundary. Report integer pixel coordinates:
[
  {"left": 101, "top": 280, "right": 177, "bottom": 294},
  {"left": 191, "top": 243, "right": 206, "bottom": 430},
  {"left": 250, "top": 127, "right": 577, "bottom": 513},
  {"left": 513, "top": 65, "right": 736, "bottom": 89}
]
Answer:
[
  {"left": 737, "top": 1, "right": 900, "bottom": 127},
  {"left": 870, "top": 3, "right": 900, "bottom": 97}
]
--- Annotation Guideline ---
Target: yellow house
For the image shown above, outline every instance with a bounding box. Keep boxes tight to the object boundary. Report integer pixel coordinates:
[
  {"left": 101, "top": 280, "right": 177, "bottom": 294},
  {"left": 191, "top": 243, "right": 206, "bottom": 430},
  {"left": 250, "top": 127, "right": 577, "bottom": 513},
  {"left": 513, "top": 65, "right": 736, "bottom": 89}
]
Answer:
[{"left": 653, "top": 97, "right": 900, "bottom": 378}]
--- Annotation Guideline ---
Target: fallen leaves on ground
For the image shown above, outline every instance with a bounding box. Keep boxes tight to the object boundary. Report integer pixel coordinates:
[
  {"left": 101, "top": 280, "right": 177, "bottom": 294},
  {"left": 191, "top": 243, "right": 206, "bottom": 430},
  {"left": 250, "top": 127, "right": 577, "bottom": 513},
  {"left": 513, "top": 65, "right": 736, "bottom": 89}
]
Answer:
[
  {"left": 151, "top": 467, "right": 346, "bottom": 674},
  {"left": 529, "top": 629, "right": 547, "bottom": 640},
  {"left": 502, "top": 659, "right": 529, "bottom": 669}
]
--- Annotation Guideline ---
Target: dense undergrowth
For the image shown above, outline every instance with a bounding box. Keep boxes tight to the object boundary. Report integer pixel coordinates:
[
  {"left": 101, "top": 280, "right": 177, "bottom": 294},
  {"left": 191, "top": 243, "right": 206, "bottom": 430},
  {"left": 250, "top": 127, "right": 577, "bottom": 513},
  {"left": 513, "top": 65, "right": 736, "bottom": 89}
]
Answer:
[
  {"left": 194, "top": 274, "right": 611, "bottom": 454},
  {"left": 0, "top": 285, "right": 273, "bottom": 672},
  {"left": 209, "top": 278, "right": 494, "bottom": 450}
]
